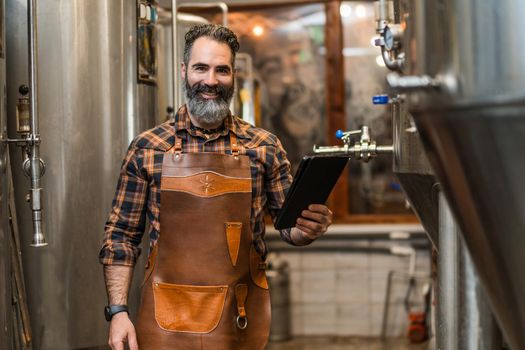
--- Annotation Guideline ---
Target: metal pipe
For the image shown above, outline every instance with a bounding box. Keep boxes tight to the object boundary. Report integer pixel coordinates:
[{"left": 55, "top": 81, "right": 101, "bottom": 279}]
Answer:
[
  {"left": 27, "top": 0, "right": 46, "bottom": 247},
  {"left": 382, "top": 46, "right": 403, "bottom": 72},
  {"left": 313, "top": 144, "right": 393, "bottom": 156},
  {"left": 387, "top": 72, "right": 440, "bottom": 91},
  {"left": 178, "top": 2, "right": 228, "bottom": 26},
  {"left": 171, "top": 0, "right": 179, "bottom": 110},
  {"left": 381, "top": 271, "right": 430, "bottom": 340},
  {"left": 7, "top": 152, "right": 33, "bottom": 346},
  {"left": 376, "top": 145, "right": 394, "bottom": 153},
  {"left": 236, "top": 53, "right": 255, "bottom": 124},
  {"left": 376, "top": 0, "right": 389, "bottom": 33},
  {"left": 437, "top": 191, "right": 459, "bottom": 349},
  {"left": 390, "top": 245, "right": 416, "bottom": 276}
]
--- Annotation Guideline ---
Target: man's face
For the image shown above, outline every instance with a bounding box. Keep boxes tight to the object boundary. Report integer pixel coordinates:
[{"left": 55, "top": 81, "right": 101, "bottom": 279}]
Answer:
[{"left": 182, "top": 37, "right": 235, "bottom": 126}]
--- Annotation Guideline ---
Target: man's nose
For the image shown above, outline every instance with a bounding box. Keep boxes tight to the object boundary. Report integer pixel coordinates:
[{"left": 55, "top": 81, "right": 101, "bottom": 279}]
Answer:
[{"left": 204, "top": 71, "right": 218, "bottom": 86}]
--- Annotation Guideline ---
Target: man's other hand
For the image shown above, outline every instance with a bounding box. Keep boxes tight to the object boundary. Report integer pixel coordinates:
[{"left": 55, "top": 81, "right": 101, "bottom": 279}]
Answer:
[
  {"left": 292, "top": 204, "right": 333, "bottom": 244},
  {"left": 108, "top": 312, "right": 139, "bottom": 350}
]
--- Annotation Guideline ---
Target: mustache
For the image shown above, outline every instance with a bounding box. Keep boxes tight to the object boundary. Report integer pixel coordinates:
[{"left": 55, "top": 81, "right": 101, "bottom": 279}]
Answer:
[{"left": 186, "top": 82, "right": 233, "bottom": 102}]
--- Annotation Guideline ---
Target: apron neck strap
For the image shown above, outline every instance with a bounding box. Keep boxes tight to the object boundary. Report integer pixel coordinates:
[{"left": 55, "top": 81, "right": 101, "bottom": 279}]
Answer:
[
  {"left": 230, "top": 133, "right": 239, "bottom": 156},
  {"left": 171, "top": 132, "right": 240, "bottom": 156},
  {"left": 173, "top": 136, "right": 183, "bottom": 156}
]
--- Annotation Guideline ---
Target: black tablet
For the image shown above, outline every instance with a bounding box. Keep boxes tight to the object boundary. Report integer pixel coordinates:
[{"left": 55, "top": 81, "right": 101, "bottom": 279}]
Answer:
[{"left": 274, "top": 155, "right": 348, "bottom": 230}]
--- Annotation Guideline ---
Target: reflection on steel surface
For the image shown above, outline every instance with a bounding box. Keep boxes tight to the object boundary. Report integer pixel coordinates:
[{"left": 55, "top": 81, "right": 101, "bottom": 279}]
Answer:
[
  {"left": 0, "top": 2, "right": 10, "bottom": 345},
  {"left": 390, "top": 0, "right": 525, "bottom": 348},
  {"left": 6, "top": 0, "right": 156, "bottom": 348}
]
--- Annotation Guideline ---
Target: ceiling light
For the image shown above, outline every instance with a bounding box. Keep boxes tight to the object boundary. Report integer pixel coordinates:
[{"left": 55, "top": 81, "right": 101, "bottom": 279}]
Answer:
[
  {"left": 252, "top": 25, "right": 264, "bottom": 37},
  {"left": 356, "top": 5, "right": 366, "bottom": 18},
  {"left": 340, "top": 4, "right": 352, "bottom": 18}
]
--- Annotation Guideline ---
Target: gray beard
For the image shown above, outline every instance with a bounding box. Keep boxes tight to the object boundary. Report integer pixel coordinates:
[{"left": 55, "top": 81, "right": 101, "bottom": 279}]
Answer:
[{"left": 184, "top": 80, "right": 233, "bottom": 126}]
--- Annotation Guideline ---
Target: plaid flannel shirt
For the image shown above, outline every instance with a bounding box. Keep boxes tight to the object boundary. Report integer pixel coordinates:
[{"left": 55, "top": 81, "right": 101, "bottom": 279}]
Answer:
[{"left": 99, "top": 105, "right": 294, "bottom": 267}]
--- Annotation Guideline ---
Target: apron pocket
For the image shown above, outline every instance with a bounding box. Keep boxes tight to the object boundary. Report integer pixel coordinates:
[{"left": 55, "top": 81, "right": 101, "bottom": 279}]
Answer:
[{"left": 152, "top": 282, "right": 228, "bottom": 333}]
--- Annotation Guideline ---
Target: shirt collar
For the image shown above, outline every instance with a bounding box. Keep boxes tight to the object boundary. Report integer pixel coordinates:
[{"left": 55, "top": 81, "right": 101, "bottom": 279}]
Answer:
[{"left": 172, "top": 104, "right": 250, "bottom": 139}]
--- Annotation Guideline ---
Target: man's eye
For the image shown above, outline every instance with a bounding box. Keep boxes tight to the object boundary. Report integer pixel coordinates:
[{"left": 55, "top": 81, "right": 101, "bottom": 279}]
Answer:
[
  {"left": 194, "top": 66, "right": 206, "bottom": 72},
  {"left": 217, "top": 68, "right": 230, "bottom": 74}
]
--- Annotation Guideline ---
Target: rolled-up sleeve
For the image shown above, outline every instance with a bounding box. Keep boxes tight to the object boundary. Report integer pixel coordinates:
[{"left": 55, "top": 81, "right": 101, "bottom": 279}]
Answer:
[
  {"left": 263, "top": 138, "right": 297, "bottom": 245},
  {"left": 99, "top": 142, "right": 148, "bottom": 267}
]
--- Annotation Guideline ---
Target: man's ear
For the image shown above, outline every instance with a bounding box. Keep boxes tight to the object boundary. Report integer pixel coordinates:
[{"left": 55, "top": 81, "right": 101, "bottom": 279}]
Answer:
[{"left": 181, "top": 63, "right": 186, "bottom": 79}]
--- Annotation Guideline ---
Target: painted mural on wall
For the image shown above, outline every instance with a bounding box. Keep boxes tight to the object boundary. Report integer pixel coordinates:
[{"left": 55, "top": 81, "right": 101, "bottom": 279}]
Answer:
[
  {"left": 228, "top": 5, "right": 326, "bottom": 170},
  {"left": 223, "top": 2, "right": 411, "bottom": 216}
]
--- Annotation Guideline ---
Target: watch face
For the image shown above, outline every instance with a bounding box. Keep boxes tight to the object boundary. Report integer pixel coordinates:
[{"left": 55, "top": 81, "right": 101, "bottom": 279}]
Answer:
[{"left": 104, "top": 306, "right": 111, "bottom": 321}]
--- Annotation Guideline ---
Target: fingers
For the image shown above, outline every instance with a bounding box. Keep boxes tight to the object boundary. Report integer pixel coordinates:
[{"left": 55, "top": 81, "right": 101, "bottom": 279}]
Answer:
[
  {"left": 294, "top": 205, "right": 333, "bottom": 240},
  {"left": 108, "top": 314, "right": 138, "bottom": 350},
  {"left": 307, "top": 204, "right": 332, "bottom": 216},
  {"left": 300, "top": 205, "right": 333, "bottom": 226},
  {"left": 300, "top": 210, "right": 330, "bottom": 226},
  {"left": 296, "top": 217, "right": 325, "bottom": 236},
  {"left": 109, "top": 340, "right": 124, "bottom": 350},
  {"left": 295, "top": 222, "right": 318, "bottom": 240},
  {"left": 128, "top": 329, "right": 139, "bottom": 350}
]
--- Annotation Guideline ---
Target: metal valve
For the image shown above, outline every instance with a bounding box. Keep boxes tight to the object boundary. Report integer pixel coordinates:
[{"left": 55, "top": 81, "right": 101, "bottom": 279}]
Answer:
[
  {"left": 374, "top": 0, "right": 405, "bottom": 72},
  {"left": 313, "top": 126, "right": 393, "bottom": 162}
]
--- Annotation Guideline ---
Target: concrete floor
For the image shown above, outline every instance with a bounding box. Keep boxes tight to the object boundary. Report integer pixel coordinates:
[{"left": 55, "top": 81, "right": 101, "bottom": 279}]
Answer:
[{"left": 267, "top": 337, "right": 431, "bottom": 350}]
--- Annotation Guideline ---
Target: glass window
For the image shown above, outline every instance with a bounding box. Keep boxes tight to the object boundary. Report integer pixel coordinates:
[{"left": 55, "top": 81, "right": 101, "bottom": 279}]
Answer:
[
  {"left": 342, "top": 1, "right": 411, "bottom": 215},
  {"left": 228, "top": 4, "right": 327, "bottom": 170}
]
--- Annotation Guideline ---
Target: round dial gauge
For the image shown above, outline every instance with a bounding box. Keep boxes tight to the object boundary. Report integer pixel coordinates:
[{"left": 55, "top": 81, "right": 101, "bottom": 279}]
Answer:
[{"left": 384, "top": 26, "right": 395, "bottom": 50}]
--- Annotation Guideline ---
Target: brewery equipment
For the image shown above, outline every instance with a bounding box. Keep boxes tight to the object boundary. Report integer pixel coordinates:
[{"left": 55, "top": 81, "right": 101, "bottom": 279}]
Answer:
[
  {"left": 5, "top": 0, "right": 157, "bottom": 348},
  {"left": 376, "top": 0, "right": 523, "bottom": 348},
  {"left": 1, "top": 0, "right": 11, "bottom": 346}
]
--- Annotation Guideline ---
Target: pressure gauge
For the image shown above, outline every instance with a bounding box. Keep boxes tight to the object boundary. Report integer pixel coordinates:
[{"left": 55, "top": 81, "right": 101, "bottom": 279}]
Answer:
[{"left": 383, "top": 26, "right": 395, "bottom": 51}]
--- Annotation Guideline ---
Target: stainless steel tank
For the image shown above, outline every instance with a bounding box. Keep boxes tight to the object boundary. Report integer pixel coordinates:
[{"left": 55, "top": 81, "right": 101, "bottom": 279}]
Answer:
[
  {"left": 390, "top": 0, "right": 525, "bottom": 348},
  {"left": 6, "top": 0, "right": 156, "bottom": 348},
  {"left": 391, "top": 96, "right": 439, "bottom": 249},
  {"left": 0, "top": 0, "right": 11, "bottom": 346},
  {"left": 438, "top": 192, "right": 502, "bottom": 350}
]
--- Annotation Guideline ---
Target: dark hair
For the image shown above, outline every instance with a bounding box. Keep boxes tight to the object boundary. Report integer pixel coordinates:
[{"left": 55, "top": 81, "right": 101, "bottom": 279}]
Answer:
[{"left": 184, "top": 24, "right": 240, "bottom": 67}]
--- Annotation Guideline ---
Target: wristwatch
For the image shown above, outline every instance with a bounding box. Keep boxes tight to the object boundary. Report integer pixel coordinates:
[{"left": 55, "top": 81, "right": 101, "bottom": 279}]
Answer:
[{"left": 104, "top": 305, "right": 129, "bottom": 321}]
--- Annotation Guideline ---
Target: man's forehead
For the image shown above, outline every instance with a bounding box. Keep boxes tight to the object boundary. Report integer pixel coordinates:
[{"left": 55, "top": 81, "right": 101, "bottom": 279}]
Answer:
[{"left": 188, "top": 37, "right": 232, "bottom": 65}]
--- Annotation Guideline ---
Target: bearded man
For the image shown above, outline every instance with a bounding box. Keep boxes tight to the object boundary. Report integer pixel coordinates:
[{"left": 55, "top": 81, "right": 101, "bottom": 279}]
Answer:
[{"left": 99, "top": 24, "right": 333, "bottom": 350}]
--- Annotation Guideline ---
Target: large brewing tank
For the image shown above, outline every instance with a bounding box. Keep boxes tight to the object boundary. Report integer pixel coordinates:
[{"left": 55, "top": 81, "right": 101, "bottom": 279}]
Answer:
[
  {"left": 391, "top": 96, "right": 439, "bottom": 249},
  {"left": 6, "top": 0, "right": 156, "bottom": 348},
  {"left": 0, "top": 0, "right": 11, "bottom": 346},
  {"left": 391, "top": 0, "right": 525, "bottom": 348}
]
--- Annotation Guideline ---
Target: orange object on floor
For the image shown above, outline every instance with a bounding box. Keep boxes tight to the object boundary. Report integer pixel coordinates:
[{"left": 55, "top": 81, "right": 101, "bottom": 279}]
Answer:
[{"left": 407, "top": 312, "right": 428, "bottom": 343}]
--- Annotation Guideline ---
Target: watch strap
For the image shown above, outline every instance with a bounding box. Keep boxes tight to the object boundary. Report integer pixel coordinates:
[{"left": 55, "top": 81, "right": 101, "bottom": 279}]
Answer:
[{"left": 105, "top": 305, "right": 129, "bottom": 321}]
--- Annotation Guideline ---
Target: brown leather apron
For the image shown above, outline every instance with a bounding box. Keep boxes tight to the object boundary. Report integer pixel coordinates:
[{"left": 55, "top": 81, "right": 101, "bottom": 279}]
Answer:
[{"left": 136, "top": 133, "right": 271, "bottom": 349}]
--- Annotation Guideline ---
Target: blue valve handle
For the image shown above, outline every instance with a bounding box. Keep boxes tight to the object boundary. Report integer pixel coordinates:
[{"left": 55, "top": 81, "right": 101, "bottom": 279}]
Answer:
[
  {"left": 335, "top": 130, "right": 344, "bottom": 139},
  {"left": 372, "top": 94, "right": 389, "bottom": 105}
]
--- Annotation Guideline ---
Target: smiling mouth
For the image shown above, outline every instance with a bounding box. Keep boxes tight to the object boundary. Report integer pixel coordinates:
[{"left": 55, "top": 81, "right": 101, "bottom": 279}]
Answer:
[{"left": 200, "top": 92, "right": 218, "bottom": 99}]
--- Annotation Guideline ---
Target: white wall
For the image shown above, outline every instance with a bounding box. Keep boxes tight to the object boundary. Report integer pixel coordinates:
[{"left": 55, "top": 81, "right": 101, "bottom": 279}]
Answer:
[{"left": 266, "top": 225, "right": 432, "bottom": 338}]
